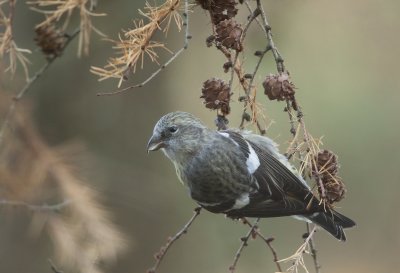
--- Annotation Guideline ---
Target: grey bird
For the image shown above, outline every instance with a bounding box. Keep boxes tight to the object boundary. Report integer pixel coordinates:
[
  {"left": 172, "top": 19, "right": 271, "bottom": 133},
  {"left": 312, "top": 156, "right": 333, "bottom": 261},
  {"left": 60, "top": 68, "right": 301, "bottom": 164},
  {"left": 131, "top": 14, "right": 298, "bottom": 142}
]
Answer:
[{"left": 147, "top": 111, "right": 355, "bottom": 241}]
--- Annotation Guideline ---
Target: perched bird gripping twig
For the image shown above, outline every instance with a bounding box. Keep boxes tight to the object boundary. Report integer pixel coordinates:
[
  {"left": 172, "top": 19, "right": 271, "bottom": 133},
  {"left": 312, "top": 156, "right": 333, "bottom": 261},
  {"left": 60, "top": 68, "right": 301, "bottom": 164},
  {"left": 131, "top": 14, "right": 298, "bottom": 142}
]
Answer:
[{"left": 147, "top": 112, "right": 355, "bottom": 241}]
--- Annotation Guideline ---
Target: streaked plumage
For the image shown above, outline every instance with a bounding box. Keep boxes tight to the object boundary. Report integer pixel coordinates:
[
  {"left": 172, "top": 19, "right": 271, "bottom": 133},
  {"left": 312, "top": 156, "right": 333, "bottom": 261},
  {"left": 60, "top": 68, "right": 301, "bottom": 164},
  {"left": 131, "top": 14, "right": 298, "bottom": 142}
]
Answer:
[{"left": 147, "top": 112, "right": 356, "bottom": 241}]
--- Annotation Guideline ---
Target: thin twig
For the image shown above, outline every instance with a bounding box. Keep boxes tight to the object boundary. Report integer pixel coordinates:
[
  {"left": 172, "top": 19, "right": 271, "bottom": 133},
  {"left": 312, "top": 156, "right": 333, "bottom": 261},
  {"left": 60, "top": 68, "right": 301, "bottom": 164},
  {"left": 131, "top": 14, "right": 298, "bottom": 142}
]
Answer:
[
  {"left": 286, "top": 100, "right": 297, "bottom": 137},
  {"left": 243, "top": 218, "right": 282, "bottom": 272},
  {"left": 15, "top": 28, "right": 80, "bottom": 101},
  {"left": 285, "top": 123, "right": 302, "bottom": 160},
  {"left": 96, "top": 47, "right": 185, "bottom": 96},
  {"left": 0, "top": 28, "right": 80, "bottom": 149},
  {"left": 307, "top": 223, "right": 321, "bottom": 273},
  {"left": 284, "top": 102, "right": 323, "bottom": 268},
  {"left": 238, "top": 43, "right": 269, "bottom": 131},
  {"left": 245, "top": 4, "right": 323, "bottom": 272},
  {"left": 297, "top": 112, "right": 327, "bottom": 204},
  {"left": 0, "top": 199, "right": 71, "bottom": 212},
  {"left": 228, "top": 5, "right": 260, "bottom": 89},
  {"left": 229, "top": 218, "right": 260, "bottom": 273},
  {"left": 255, "top": 0, "right": 285, "bottom": 73},
  {"left": 97, "top": 0, "right": 191, "bottom": 96},
  {"left": 242, "top": 2, "right": 269, "bottom": 98},
  {"left": 255, "top": 119, "right": 266, "bottom": 135},
  {"left": 210, "top": 1, "right": 268, "bottom": 133},
  {"left": 228, "top": 51, "right": 238, "bottom": 90},
  {"left": 147, "top": 207, "right": 201, "bottom": 273},
  {"left": 278, "top": 225, "right": 317, "bottom": 273},
  {"left": 203, "top": 1, "right": 270, "bottom": 134},
  {"left": 291, "top": 111, "right": 325, "bottom": 270},
  {"left": 250, "top": 3, "right": 324, "bottom": 271},
  {"left": 244, "top": 45, "right": 269, "bottom": 97},
  {"left": 244, "top": 1, "right": 266, "bottom": 39}
]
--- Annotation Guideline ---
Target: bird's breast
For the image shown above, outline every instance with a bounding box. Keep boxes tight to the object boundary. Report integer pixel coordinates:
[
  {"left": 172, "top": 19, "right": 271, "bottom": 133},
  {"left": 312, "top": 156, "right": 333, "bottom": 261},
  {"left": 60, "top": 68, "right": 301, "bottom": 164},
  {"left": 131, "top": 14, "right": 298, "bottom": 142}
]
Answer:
[{"left": 177, "top": 146, "right": 252, "bottom": 205}]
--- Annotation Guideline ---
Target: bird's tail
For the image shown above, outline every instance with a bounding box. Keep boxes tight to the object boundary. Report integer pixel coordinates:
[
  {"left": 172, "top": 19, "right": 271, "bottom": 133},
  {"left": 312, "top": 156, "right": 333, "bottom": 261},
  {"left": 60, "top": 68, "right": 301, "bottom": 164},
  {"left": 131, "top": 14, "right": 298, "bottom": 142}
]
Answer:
[{"left": 305, "top": 210, "right": 356, "bottom": 241}]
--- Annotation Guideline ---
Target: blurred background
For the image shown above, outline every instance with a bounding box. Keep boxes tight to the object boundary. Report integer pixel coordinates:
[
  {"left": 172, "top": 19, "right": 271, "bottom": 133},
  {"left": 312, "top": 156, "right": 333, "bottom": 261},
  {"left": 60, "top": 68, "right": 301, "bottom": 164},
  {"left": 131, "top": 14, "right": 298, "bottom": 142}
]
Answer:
[{"left": 0, "top": 0, "right": 399, "bottom": 272}]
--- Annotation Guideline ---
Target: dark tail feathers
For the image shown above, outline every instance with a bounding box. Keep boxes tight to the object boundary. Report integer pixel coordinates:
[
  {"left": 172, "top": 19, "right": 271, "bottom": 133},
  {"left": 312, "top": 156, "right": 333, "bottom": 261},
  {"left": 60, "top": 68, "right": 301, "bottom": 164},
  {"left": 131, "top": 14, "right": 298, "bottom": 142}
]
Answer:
[{"left": 306, "top": 210, "right": 356, "bottom": 241}]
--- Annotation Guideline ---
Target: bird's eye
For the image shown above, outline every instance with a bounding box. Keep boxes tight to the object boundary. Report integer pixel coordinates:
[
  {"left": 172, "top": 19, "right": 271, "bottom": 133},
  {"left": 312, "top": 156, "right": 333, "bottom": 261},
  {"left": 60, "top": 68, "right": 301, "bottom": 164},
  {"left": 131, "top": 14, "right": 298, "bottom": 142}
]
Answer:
[{"left": 168, "top": 126, "right": 178, "bottom": 133}]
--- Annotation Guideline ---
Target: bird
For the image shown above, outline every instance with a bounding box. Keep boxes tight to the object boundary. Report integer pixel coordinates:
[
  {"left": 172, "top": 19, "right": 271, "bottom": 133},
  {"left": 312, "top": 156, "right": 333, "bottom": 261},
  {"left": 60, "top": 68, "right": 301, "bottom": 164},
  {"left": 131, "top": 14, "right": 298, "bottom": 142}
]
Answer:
[{"left": 147, "top": 111, "right": 355, "bottom": 241}]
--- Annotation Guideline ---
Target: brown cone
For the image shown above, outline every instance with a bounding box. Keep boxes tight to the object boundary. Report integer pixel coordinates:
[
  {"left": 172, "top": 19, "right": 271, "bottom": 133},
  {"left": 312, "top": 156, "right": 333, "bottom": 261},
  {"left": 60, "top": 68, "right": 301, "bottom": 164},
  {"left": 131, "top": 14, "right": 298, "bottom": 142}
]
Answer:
[
  {"left": 215, "top": 19, "right": 243, "bottom": 52},
  {"left": 319, "top": 176, "right": 346, "bottom": 203},
  {"left": 35, "top": 25, "right": 67, "bottom": 57},
  {"left": 312, "top": 150, "right": 339, "bottom": 177},
  {"left": 263, "top": 72, "right": 296, "bottom": 101},
  {"left": 196, "top": 0, "right": 238, "bottom": 24},
  {"left": 313, "top": 150, "right": 346, "bottom": 204},
  {"left": 201, "top": 78, "right": 231, "bottom": 115},
  {"left": 211, "top": 0, "right": 238, "bottom": 24}
]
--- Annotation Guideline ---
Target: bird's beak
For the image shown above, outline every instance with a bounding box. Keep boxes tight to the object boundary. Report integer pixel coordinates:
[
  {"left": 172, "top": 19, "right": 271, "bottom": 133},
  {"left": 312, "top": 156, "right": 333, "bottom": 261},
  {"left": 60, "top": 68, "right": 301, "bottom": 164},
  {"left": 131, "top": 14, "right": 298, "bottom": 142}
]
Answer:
[{"left": 147, "top": 134, "right": 165, "bottom": 153}]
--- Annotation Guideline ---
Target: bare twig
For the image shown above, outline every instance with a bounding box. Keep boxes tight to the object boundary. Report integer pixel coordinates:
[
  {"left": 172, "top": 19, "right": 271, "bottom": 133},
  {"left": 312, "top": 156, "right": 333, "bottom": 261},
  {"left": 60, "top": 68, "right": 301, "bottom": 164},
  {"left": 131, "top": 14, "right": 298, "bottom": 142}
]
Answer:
[
  {"left": 96, "top": 47, "right": 186, "bottom": 96},
  {"left": 297, "top": 114, "right": 328, "bottom": 205},
  {"left": 284, "top": 103, "right": 324, "bottom": 273},
  {"left": 229, "top": 218, "right": 260, "bottom": 273},
  {"left": 228, "top": 5, "right": 260, "bottom": 88},
  {"left": 147, "top": 207, "right": 201, "bottom": 273},
  {"left": 307, "top": 223, "right": 321, "bottom": 273},
  {"left": 249, "top": 2, "right": 325, "bottom": 271},
  {"left": 255, "top": 0, "right": 285, "bottom": 73},
  {"left": 208, "top": 1, "right": 268, "bottom": 134},
  {"left": 96, "top": 0, "right": 190, "bottom": 96},
  {"left": 238, "top": 44, "right": 269, "bottom": 131},
  {"left": 228, "top": 6, "right": 259, "bottom": 90},
  {"left": 203, "top": 5, "right": 267, "bottom": 133},
  {"left": 285, "top": 124, "right": 302, "bottom": 161},
  {"left": 244, "top": 1, "right": 265, "bottom": 39},
  {"left": 243, "top": 218, "right": 282, "bottom": 272},
  {"left": 228, "top": 51, "right": 238, "bottom": 90},
  {"left": 286, "top": 100, "right": 297, "bottom": 137},
  {"left": 0, "top": 199, "right": 71, "bottom": 212},
  {"left": 278, "top": 225, "right": 317, "bottom": 273},
  {"left": 0, "top": 28, "right": 80, "bottom": 149}
]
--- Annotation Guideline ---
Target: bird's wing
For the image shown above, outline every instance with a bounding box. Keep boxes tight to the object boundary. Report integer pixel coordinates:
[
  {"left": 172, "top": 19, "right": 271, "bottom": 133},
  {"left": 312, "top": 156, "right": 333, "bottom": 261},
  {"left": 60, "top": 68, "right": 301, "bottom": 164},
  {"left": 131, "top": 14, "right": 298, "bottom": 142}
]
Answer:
[
  {"left": 242, "top": 132, "right": 311, "bottom": 191},
  {"left": 218, "top": 130, "right": 319, "bottom": 217},
  {"left": 248, "top": 138, "right": 311, "bottom": 198}
]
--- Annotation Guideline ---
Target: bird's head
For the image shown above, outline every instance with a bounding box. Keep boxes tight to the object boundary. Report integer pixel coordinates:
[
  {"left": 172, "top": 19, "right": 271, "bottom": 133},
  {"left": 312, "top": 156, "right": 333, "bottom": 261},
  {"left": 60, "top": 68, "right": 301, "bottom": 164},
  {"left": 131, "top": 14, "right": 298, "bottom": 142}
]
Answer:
[{"left": 147, "top": 112, "right": 207, "bottom": 162}]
